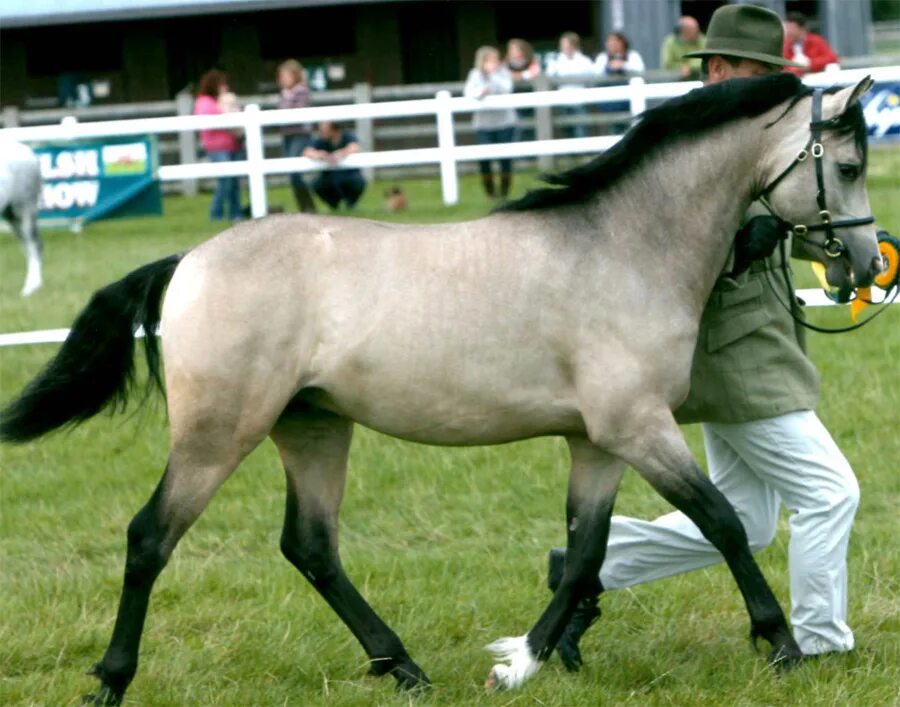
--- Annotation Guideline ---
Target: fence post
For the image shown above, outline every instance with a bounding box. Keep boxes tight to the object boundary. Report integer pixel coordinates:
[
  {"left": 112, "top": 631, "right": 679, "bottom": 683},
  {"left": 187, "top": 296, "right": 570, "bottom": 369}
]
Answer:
[
  {"left": 354, "top": 82, "right": 375, "bottom": 183},
  {"left": 243, "top": 104, "right": 268, "bottom": 219},
  {"left": 176, "top": 91, "right": 198, "bottom": 196},
  {"left": 533, "top": 75, "right": 554, "bottom": 171},
  {"left": 435, "top": 90, "right": 458, "bottom": 206},
  {"left": 628, "top": 76, "right": 647, "bottom": 117},
  {"left": 2, "top": 106, "right": 20, "bottom": 128}
]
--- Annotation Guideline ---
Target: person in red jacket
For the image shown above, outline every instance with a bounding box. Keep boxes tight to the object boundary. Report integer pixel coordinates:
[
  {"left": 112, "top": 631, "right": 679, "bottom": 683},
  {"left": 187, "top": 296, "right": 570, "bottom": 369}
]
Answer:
[{"left": 783, "top": 12, "right": 839, "bottom": 75}]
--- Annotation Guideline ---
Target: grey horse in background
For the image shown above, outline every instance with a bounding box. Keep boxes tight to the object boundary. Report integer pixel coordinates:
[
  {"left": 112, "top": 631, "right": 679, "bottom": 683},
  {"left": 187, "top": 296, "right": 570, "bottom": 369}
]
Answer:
[
  {"left": 0, "top": 75, "right": 882, "bottom": 704},
  {"left": 0, "top": 140, "right": 43, "bottom": 296}
]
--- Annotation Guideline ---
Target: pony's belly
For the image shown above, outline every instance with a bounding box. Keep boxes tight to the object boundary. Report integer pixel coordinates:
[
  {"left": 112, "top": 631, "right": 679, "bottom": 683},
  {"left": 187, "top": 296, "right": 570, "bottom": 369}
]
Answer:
[{"left": 299, "top": 383, "right": 584, "bottom": 446}]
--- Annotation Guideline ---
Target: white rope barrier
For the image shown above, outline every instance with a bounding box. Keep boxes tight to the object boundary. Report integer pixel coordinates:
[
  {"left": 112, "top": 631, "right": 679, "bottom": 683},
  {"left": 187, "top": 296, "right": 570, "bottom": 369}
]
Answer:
[{"left": 2, "top": 290, "right": 894, "bottom": 348}]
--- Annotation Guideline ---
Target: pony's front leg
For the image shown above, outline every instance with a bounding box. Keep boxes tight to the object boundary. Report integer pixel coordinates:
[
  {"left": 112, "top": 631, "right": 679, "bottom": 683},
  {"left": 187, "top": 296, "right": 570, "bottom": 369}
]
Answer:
[{"left": 486, "top": 438, "right": 624, "bottom": 690}]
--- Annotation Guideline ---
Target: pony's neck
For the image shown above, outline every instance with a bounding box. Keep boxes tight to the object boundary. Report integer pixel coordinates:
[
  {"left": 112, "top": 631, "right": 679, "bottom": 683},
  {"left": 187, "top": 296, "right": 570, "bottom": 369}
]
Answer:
[{"left": 594, "top": 119, "right": 766, "bottom": 315}]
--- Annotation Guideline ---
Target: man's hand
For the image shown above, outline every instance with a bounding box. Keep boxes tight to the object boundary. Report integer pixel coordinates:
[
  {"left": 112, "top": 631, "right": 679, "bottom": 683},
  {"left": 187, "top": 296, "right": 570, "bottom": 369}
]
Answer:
[
  {"left": 303, "top": 148, "right": 334, "bottom": 163},
  {"left": 729, "top": 215, "right": 791, "bottom": 278}
]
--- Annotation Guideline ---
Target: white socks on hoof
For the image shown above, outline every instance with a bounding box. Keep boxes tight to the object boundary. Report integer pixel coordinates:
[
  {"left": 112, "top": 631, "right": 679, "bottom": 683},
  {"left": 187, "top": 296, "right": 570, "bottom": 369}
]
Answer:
[{"left": 485, "top": 635, "right": 540, "bottom": 690}]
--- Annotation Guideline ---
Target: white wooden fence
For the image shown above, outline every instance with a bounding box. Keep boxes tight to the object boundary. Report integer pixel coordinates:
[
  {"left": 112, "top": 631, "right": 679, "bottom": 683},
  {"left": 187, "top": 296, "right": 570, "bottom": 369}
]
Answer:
[{"left": 2, "top": 66, "right": 898, "bottom": 219}]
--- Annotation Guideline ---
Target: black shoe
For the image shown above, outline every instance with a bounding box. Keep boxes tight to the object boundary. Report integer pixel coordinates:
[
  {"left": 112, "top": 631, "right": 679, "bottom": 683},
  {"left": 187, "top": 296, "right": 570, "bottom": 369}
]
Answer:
[
  {"left": 546, "top": 548, "right": 603, "bottom": 672},
  {"left": 557, "top": 594, "right": 600, "bottom": 672}
]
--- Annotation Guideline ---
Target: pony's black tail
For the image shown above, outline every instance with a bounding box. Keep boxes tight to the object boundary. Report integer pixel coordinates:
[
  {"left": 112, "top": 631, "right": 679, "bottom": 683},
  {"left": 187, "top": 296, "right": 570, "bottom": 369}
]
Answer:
[{"left": 0, "top": 253, "right": 183, "bottom": 443}]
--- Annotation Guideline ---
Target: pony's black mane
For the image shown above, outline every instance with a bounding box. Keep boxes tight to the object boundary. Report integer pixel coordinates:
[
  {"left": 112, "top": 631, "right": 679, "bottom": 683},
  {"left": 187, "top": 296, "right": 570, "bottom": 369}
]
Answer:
[{"left": 501, "top": 73, "right": 817, "bottom": 212}]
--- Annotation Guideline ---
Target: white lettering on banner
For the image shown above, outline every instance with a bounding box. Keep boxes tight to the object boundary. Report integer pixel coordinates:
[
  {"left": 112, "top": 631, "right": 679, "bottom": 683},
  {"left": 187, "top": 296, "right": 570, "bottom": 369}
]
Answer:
[
  {"left": 39, "top": 150, "right": 100, "bottom": 179},
  {"left": 41, "top": 181, "right": 100, "bottom": 210}
]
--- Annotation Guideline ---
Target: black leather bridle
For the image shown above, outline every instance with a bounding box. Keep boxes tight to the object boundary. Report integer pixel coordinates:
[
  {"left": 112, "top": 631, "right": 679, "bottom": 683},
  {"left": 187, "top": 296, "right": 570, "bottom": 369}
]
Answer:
[
  {"left": 756, "top": 88, "right": 874, "bottom": 261},
  {"left": 753, "top": 87, "right": 898, "bottom": 334}
]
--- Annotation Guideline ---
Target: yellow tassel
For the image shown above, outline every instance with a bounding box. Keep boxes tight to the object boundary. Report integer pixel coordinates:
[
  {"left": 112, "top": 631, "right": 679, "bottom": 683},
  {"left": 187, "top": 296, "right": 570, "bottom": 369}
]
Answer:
[
  {"left": 810, "top": 262, "right": 831, "bottom": 291},
  {"left": 850, "top": 288, "right": 870, "bottom": 322}
]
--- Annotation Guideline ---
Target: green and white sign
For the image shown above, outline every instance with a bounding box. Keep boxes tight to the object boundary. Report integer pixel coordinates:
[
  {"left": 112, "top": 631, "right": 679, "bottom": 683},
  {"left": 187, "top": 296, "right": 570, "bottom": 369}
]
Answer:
[{"left": 35, "top": 136, "right": 162, "bottom": 228}]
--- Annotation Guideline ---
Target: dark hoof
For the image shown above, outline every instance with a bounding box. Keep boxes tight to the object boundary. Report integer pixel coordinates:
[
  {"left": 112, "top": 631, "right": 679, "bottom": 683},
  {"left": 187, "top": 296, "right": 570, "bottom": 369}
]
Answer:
[
  {"left": 768, "top": 644, "right": 804, "bottom": 672},
  {"left": 750, "top": 623, "right": 803, "bottom": 672},
  {"left": 82, "top": 662, "right": 125, "bottom": 705},
  {"left": 390, "top": 661, "right": 431, "bottom": 692},
  {"left": 81, "top": 688, "right": 122, "bottom": 706}
]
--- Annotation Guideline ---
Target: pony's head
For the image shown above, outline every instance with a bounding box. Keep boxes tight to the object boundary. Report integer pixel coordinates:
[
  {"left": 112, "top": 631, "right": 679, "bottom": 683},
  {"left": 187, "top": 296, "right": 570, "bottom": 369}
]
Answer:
[{"left": 758, "top": 77, "right": 881, "bottom": 296}]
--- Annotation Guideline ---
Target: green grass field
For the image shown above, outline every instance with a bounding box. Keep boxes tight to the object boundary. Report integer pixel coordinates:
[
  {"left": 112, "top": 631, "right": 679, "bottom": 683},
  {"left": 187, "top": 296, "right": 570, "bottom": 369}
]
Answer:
[{"left": 1, "top": 153, "right": 899, "bottom": 707}]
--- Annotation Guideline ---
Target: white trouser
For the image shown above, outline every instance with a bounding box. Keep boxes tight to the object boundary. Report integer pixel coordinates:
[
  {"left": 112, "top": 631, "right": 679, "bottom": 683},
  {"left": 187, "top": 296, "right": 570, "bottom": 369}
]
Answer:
[{"left": 599, "top": 410, "right": 859, "bottom": 655}]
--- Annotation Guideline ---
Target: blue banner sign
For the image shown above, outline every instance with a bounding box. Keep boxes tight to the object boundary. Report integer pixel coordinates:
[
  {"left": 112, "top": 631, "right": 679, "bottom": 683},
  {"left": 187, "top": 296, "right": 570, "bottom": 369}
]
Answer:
[
  {"left": 34, "top": 136, "right": 162, "bottom": 227},
  {"left": 862, "top": 81, "right": 900, "bottom": 142}
]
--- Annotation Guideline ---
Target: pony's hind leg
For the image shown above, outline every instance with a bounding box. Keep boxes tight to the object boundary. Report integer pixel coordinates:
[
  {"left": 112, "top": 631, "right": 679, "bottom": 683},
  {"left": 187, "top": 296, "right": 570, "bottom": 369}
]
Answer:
[
  {"left": 9, "top": 204, "right": 42, "bottom": 296},
  {"left": 607, "top": 410, "right": 802, "bottom": 668},
  {"left": 270, "top": 406, "right": 430, "bottom": 691},
  {"left": 487, "top": 438, "right": 624, "bottom": 689},
  {"left": 84, "top": 445, "right": 251, "bottom": 705}
]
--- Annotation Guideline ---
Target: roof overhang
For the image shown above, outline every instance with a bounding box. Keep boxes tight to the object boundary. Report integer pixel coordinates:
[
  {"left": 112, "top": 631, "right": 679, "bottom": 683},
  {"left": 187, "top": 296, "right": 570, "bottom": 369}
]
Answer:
[{"left": 1, "top": 0, "right": 399, "bottom": 29}]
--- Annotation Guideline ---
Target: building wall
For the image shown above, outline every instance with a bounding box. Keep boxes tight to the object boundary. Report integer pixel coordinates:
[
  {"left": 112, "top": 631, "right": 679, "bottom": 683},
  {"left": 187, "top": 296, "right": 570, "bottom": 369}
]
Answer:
[{"left": 0, "top": 0, "right": 875, "bottom": 110}]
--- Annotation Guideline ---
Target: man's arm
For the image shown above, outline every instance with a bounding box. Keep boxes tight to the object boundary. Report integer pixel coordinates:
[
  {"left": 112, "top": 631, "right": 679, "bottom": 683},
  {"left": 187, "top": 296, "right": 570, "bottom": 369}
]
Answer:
[
  {"left": 332, "top": 140, "right": 360, "bottom": 161},
  {"left": 805, "top": 35, "right": 839, "bottom": 72},
  {"left": 303, "top": 144, "right": 332, "bottom": 161}
]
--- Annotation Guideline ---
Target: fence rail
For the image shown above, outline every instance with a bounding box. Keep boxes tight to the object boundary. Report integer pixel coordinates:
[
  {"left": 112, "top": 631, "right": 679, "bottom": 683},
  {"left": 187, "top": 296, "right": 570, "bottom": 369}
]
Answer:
[
  {"left": 2, "top": 287, "right": 894, "bottom": 349},
  {"left": 1, "top": 66, "right": 898, "bottom": 217}
]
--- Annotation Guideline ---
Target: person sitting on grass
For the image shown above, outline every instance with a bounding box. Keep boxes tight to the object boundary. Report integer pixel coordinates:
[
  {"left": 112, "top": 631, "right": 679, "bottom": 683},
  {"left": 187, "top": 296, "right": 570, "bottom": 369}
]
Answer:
[{"left": 303, "top": 121, "right": 366, "bottom": 211}]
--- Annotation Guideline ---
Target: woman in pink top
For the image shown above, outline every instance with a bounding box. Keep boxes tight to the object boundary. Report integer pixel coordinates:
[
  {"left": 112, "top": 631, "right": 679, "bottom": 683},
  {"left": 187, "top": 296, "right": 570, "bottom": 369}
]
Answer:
[{"left": 194, "top": 70, "right": 242, "bottom": 221}]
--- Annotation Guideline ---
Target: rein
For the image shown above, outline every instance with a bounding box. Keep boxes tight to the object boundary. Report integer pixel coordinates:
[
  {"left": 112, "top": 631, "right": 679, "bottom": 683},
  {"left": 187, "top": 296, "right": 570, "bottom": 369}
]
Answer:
[
  {"left": 754, "top": 87, "right": 895, "bottom": 335},
  {"left": 763, "top": 239, "right": 899, "bottom": 335}
]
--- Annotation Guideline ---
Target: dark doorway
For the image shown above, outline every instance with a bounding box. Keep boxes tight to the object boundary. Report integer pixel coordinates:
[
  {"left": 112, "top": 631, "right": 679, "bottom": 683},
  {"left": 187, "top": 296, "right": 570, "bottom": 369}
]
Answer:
[
  {"left": 680, "top": 0, "right": 727, "bottom": 31},
  {"left": 398, "top": 2, "right": 459, "bottom": 83},
  {"left": 165, "top": 16, "right": 222, "bottom": 95}
]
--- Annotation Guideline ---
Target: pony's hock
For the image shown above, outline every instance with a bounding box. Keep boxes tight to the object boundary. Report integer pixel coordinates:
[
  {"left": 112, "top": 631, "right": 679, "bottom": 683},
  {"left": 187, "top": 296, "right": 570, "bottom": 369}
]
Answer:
[{"left": 0, "top": 74, "right": 880, "bottom": 702}]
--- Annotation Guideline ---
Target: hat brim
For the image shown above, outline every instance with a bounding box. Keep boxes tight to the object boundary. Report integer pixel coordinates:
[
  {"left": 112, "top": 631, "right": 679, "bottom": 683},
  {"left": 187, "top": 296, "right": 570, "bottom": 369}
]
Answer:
[{"left": 684, "top": 48, "right": 803, "bottom": 68}]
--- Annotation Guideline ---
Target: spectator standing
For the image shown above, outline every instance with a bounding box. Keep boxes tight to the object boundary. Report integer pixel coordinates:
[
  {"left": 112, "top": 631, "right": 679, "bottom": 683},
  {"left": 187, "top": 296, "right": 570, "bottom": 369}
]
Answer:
[
  {"left": 505, "top": 38, "right": 541, "bottom": 80},
  {"left": 546, "top": 32, "right": 595, "bottom": 138},
  {"left": 277, "top": 59, "right": 317, "bottom": 213},
  {"left": 594, "top": 32, "right": 645, "bottom": 76},
  {"left": 303, "top": 121, "right": 366, "bottom": 210},
  {"left": 464, "top": 46, "right": 518, "bottom": 200},
  {"left": 661, "top": 16, "right": 705, "bottom": 79},
  {"left": 194, "top": 70, "right": 242, "bottom": 222},
  {"left": 783, "top": 12, "right": 839, "bottom": 75},
  {"left": 594, "top": 32, "right": 643, "bottom": 133}
]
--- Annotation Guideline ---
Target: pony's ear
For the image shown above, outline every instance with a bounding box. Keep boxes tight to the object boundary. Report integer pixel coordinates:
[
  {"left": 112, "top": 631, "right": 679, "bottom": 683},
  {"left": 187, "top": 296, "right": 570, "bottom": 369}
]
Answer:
[{"left": 836, "top": 76, "right": 874, "bottom": 114}]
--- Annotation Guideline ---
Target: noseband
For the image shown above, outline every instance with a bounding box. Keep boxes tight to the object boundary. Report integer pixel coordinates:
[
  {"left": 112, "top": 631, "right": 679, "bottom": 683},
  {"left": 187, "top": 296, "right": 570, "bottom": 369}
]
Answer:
[{"left": 756, "top": 88, "right": 874, "bottom": 259}]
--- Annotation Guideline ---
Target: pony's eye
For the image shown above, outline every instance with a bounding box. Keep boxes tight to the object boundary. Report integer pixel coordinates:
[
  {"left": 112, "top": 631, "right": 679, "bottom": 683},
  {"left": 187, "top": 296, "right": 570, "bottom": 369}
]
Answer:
[{"left": 838, "top": 163, "right": 861, "bottom": 181}]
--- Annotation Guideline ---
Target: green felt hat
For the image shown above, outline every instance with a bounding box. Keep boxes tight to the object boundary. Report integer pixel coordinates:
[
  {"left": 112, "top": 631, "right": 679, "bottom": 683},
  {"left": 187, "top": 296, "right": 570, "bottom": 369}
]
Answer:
[{"left": 685, "top": 4, "right": 802, "bottom": 68}]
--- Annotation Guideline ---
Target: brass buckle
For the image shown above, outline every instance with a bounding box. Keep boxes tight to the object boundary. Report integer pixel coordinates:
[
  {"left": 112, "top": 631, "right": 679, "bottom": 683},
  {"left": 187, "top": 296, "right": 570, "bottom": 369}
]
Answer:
[
  {"left": 793, "top": 224, "right": 809, "bottom": 236},
  {"left": 811, "top": 143, "right": 824, "bottom": 158},
  {"left": 824, "top": 238, "right": 845, "bottom": 259},
  {"left": 819, "top": 210, "right": 832, "bottom": 223},
  {"left": 796, "top": 148, "right": 809, "bottom": 162}
]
